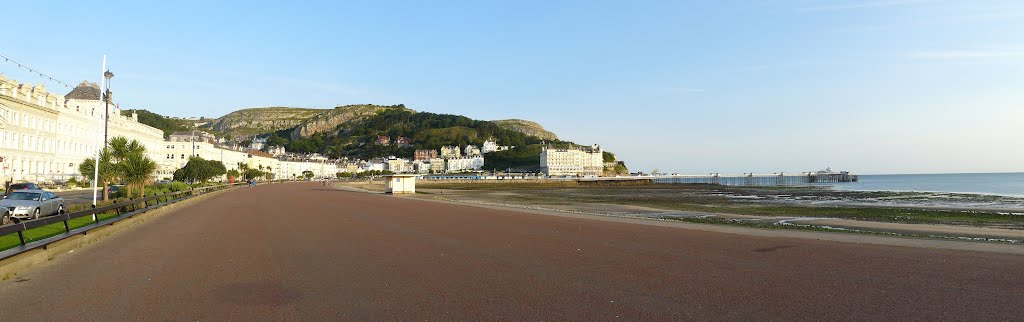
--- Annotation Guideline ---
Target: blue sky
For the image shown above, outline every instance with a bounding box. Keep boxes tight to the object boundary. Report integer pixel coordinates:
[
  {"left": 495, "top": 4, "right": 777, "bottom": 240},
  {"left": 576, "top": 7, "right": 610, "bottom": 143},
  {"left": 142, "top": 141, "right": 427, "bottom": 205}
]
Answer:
[{"left": 2, "top": 0, "right": 1022, "bottom": 174}]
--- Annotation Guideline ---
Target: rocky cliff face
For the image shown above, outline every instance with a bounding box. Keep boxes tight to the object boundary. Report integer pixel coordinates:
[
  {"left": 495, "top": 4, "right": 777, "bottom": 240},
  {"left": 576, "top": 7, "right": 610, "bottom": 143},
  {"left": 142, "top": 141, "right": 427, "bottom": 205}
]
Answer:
[
  {"left": 289, "top": 105, "right": 407, "bottom": 139},
  {"left": 209, "top": 107, "right": 326, "bottom": 138},
  {"left": 492, "top": 119, "right": 558, "bottom": 141}
]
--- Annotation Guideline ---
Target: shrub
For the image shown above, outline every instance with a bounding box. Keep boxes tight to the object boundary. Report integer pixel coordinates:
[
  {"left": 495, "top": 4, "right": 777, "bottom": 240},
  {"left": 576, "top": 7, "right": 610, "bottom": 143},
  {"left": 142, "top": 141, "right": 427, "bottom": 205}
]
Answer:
[{"left": 163, "top": 181, "right": 190, "bottom": 192}]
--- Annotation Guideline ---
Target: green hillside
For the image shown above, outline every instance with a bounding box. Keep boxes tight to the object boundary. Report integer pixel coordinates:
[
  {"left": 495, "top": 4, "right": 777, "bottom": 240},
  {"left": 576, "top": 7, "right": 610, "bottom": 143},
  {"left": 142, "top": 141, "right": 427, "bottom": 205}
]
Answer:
[
  {"left": 263, "top": 108, "right": 570, "bottom": 168},
  {"left": 121, "top": 109, "right": 190, "bottom": 139},
  {"left": 127, "top": 106, "right": 621, "bottom": 171}
]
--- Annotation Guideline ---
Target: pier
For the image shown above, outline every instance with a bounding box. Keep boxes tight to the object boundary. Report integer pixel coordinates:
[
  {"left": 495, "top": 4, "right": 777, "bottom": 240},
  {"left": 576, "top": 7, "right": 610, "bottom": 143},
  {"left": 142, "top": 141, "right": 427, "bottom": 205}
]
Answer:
[
  {"left": 423, "top": 169, "right": 859, "bottom": 187},
  {"left": 649, "top": 172, "right": 857, "bottom": 186}
]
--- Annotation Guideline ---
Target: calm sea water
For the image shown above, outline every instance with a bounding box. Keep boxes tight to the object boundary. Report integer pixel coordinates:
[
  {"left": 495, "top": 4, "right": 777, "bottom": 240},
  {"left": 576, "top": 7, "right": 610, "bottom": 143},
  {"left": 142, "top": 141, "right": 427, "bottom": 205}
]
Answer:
[{"left": 829, "top": 173, "right": 1024, "bottom": 197}]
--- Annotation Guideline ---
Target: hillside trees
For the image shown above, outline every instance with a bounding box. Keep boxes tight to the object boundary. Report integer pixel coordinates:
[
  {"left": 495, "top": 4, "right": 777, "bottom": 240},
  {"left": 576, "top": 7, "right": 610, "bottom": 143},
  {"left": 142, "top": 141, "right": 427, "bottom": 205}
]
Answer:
[
  {"left": 122, "top": 109, "right": 187, "bottom": 139},
  {"left": 267, "top": 109, "right": 543, "bottom": 161}
]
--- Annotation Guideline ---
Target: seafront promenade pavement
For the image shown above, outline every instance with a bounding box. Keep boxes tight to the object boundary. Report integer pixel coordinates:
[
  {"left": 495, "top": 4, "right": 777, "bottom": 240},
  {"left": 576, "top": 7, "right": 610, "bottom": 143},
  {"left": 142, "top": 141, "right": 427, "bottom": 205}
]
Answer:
[{"left": 1, "top": 182, "right": 1021, "bottom": 320}]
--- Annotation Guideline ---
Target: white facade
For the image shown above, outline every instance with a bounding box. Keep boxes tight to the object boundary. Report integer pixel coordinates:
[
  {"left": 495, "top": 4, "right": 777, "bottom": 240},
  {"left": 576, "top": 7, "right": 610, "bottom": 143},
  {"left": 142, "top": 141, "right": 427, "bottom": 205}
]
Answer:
[
  {"left": 482, "top": 139, "right": 512, "bottom": 154},
  {"left": 362, "top": 160, "right": 386, "bottom": 172},
  {"left": 540, "top": 144, "right": 603, "bottom": 177},
  {"left": 278, "top": 159, "right": 335, "bottom": 180},
  {"left": 411, "top": 160, "right": 430, "bottom": 174},
  {"left": 428, "top": 158, "right": 445, "bottom": 173},
  {"left": 445, "top": 155, "right": 484, "bottom": 173},
  {"left": 267, "top": 145, "right": 286, "bottom": 156},
  {"left": 386, "top": 158, "right": 410, "bottom": 173},
  {"left": 0, "top": 77, "right": 164, "bottom": 183}
]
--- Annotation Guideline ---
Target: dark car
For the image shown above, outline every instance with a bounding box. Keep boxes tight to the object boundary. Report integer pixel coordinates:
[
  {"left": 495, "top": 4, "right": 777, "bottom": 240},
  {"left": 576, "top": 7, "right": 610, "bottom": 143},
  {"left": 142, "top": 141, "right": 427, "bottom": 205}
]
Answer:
[
  {"left": 107, "top": 185, "right": 124, "bottom": 198},
  {"left": 5, "top": 182, "right": 40, "bottom": 197}
]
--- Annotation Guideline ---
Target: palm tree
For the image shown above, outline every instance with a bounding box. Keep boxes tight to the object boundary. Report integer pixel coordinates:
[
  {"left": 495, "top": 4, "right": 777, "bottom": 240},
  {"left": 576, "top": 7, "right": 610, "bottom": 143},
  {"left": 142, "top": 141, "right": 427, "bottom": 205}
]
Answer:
[
  {"left": 119, "top": 151, "right": 157, "bottom": 198},
  {"left": 116, "top": 139, "right": 155, "bottom": 198},
  {"left": 126, "top": 139, "right": 152, "bottom": 198},
  {"left": 79, "top": 148, "right": 117, "bottom": 201},
  {"left": 109, "top": 136, "right": 132, "bottom": 163}
]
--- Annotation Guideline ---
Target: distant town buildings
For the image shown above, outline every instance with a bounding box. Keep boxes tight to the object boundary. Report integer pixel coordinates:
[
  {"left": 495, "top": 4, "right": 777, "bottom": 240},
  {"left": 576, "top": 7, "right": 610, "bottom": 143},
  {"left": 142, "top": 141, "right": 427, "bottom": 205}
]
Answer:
[
  {"left": 394, "top": 136, "right": 412, "bottom": 147},
  {"left": 414, "top": 149, "right": 438, "bottom": 161},
  {"left": 428, "top": 158, "right": 445, "bottom": 173},
  {"left": 267, "top": 145, "right": 286, "bottom": 156},
  {"left": 481, "top": 139, "right": 512, "bottom": 154},
  {"left": 445, "top": 155, "right": 485, "bottom": 172},
  {"left": 0, "top": 72, "right": 619, "bottom": 182},
  {"left": 540, "top": 144, "right": 603, "bottom": 177},
  {"left": 250, "top": 136, "right": 267, "bottom": 150},
  {"left": 375, "top": 135, "right": 412, "bottom": 147},
  {"left": 440, "top": 145, "right": 461, "bottom": 159}
]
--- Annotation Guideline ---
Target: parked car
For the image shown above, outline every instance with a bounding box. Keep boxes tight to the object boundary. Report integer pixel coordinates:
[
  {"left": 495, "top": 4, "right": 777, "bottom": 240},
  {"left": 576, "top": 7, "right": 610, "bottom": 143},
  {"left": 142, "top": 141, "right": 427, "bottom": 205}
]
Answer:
[
  {"left": 107, "top": 185, "right": 124, "bottom": 198},
  {"left": 0, "top": 190, "right": 65, "bottom": 221},
  {"left": 4, "top": 182, "right": 40, "bottom": 197},
  {"left": 1, "top": 207, "right": 11, "bottom": 225}
]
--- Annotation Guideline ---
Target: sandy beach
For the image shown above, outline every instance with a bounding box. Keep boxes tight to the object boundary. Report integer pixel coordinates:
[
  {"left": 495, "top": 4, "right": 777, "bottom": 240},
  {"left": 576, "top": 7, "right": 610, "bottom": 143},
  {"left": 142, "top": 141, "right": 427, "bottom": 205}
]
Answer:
[{"left": 336, "top": 180, "right": 1024, "bottom": 247}]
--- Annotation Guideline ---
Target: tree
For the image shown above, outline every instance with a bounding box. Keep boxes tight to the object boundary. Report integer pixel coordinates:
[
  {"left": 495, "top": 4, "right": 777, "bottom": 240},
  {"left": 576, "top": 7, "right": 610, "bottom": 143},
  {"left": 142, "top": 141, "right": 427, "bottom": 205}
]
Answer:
[
  {"left": 302, "top": 170, "right": 314, "bottom": 180},
  {"left": 226, "top": 169, "right": 241, "bottom": 181},
  {"left": 106, "top": 137, "right": 158, "bottom": 198},
  {"left": 173, "top": 157, "right": 226, "bottom": 184},
  {"left": 602, "top": 151, "right": 616, "bottom": 163},
  {"left": 120, "top": 151, "right": 157, "bottom": 198},
  {"left": 245, "top": 168, "right": 263, "bottom": 180},
  {"left": 78, "top": 149, "right": 116, "bottom": 201}
]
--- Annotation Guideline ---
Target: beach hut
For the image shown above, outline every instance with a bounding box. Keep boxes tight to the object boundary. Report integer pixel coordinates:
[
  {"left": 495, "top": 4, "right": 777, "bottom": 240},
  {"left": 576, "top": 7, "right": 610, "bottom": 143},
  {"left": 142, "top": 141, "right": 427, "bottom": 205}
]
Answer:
[{"left": 383, "top": 174, "right": 418, "bottom": 194}]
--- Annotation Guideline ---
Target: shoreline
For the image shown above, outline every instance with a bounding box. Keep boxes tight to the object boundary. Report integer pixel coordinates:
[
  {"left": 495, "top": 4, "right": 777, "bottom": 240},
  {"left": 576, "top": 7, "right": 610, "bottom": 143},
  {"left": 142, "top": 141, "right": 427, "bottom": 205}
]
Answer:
[
  {"left": 331, "top": 181, "right": 1024, "bottom": 252},
  {"left": 829, "top": 186, "right": 1024, "bottom": 199},
  {"left": 395, "top": 190, "right": 1024, "bottom": 256}
]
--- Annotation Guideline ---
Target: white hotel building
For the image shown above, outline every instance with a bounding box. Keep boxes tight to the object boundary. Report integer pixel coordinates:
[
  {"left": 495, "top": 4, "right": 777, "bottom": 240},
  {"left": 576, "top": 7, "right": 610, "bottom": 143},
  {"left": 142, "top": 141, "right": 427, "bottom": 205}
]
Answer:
[
  {"left": 0, "top": 76, "right": 165, "bottom": 183},
  {"left": 540, "top": 144, "right": 604, "bottom": 177}
]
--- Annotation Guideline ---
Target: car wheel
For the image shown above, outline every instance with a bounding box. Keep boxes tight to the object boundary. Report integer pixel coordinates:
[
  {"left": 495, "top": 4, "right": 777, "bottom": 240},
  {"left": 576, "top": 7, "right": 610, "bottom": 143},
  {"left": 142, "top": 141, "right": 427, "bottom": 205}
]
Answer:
[
  {"left": 33, "top": 208, "right": 40, "bottom": 220},
  {"left": 58, "top": 205, "right": 65, "bottom": 215},
  {"left": 1, "top": 213, "right": 9, "bottom": 225}
]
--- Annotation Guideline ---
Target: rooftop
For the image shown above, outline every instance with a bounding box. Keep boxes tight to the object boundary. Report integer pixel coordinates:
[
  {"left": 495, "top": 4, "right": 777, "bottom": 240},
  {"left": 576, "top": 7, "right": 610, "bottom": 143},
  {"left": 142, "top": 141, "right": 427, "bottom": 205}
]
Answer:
[{"left": 64, "top": 81, "right": 101, "bottom": 100}]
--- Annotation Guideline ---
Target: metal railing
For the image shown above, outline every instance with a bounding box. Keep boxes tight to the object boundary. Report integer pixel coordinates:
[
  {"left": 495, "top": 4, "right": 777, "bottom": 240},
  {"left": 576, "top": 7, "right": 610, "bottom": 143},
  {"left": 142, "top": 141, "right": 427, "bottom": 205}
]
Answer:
[{"left": 0, "top": 183, "right": 242, "bottom": 260}]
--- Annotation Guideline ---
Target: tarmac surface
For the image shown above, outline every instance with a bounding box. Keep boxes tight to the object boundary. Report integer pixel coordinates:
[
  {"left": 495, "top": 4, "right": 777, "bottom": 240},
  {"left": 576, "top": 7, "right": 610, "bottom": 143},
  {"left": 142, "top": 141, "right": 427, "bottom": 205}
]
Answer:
[
  {"left": 57, "top": 188, "right": 99, "bottom": 206},
  {"left": 1, "top": 182, "right": 1023, "bottom": 320}
]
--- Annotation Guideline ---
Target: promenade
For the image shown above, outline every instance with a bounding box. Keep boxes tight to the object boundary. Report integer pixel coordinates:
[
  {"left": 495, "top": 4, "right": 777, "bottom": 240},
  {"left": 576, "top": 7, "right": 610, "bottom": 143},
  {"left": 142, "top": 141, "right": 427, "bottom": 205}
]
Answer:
[{"left": 1, "top": 182, "right": 1021, "bottom": 320}]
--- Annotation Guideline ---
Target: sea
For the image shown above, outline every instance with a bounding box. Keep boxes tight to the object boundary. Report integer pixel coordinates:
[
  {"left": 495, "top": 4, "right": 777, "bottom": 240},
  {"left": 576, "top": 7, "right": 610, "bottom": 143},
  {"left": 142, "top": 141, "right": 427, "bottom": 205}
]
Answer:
[{"left": 829, "top": 173, "right": 1024, "bottom": 197}]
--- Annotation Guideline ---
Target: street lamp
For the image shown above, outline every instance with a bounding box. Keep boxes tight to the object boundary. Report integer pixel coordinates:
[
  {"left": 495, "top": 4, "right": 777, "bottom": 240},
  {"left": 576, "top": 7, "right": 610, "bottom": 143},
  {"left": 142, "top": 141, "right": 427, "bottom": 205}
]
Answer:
[{"left": 102, "top": 70, "right": 114, "bottom": 146}]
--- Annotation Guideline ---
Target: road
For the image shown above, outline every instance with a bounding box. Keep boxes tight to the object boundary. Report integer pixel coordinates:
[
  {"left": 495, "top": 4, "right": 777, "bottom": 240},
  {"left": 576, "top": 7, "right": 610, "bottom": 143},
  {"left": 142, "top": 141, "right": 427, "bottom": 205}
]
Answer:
[
  {"left": 55, "top": 188, "right": 100, "bottom": 206},
  {"left": 1, "top": 182, "right": 1022, "bottom": 320}
]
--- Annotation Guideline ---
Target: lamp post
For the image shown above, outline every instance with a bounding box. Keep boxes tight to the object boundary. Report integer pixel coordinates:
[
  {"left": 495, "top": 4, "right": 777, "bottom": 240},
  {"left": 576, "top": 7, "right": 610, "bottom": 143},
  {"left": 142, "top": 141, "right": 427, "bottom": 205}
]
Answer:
[
  {"left": 102, "top": 70, "right": 113, "bottom": 147},
  {"left": 91, "top": 56, "right": 107, "bottom": 208}
]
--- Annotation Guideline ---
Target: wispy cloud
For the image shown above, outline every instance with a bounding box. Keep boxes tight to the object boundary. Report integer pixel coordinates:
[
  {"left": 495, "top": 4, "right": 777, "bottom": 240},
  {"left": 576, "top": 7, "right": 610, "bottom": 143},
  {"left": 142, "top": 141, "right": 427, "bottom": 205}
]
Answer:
[
  {"left": 909, "top": 49, "right": 1024, "bottom": 60},
  {"left": 796, "top": 0, "right": 937, "bottom": 12}
]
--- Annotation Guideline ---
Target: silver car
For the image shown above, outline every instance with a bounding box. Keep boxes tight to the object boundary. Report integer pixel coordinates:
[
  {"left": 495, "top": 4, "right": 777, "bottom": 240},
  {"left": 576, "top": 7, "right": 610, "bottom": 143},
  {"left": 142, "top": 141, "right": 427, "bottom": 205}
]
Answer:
[{"left": 0, "top": 190, "right": 65, "bottom": 222}]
